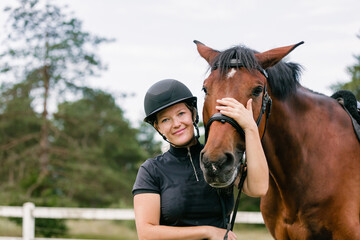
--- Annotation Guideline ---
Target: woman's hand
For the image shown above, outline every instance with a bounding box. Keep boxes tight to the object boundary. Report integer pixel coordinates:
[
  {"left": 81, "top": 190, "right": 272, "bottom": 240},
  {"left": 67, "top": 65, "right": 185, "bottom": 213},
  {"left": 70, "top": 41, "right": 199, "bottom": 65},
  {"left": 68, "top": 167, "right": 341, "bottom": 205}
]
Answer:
[
  {"left": 216, "top": 97, "right": 269, "bottom": 197},
  {"left": 216, "top": 98, "right": 257, "bottom": 131},
  {"left": 205, "top": 226, "right": 237, "bottom": 240}
]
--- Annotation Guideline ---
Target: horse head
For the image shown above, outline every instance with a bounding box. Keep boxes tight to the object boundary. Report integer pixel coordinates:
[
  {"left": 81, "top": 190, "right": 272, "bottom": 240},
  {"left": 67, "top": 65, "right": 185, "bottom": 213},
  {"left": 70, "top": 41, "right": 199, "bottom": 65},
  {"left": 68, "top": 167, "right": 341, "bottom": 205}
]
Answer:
[{"left": 194, "top": 40, "right": 303, "bottom": 188}]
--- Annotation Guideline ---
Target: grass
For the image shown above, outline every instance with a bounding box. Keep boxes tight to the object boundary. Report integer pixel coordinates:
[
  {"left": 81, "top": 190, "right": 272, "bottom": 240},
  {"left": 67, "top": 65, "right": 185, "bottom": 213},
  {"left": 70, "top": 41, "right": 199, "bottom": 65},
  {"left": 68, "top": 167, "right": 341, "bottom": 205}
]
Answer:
[
  {"left": 0, "top": 218, "right": 22, "bottom": 237},
  {"left": 65, "top": 220, "right": 138, "bottom": 240},
  {"left": 234, "top": 224, "right": 274, "bottom": 240},
  {"left": 0, "top": 218, "right": 274, "bottom": 239}
]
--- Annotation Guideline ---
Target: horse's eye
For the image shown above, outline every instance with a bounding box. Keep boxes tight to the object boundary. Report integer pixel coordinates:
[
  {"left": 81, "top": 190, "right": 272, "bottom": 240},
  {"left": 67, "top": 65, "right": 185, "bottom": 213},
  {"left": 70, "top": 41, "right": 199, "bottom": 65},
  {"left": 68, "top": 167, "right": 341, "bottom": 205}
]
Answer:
[
  {"left": 202, "top": 87, "right": 208, "bottom": 95},
  {"left": 252, "top": 86, "right": 263, "bottom": 96}
]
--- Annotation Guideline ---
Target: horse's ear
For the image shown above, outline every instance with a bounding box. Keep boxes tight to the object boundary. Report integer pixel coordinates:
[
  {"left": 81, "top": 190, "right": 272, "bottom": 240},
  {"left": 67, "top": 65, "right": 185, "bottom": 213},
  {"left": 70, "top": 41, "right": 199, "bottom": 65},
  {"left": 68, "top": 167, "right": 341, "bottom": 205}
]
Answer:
[
  {"left": 255, "top": 41, "right": 304, "bottom": 69},
  {"left": 193, "top": 40, "right": 219, "bottom": 64}
]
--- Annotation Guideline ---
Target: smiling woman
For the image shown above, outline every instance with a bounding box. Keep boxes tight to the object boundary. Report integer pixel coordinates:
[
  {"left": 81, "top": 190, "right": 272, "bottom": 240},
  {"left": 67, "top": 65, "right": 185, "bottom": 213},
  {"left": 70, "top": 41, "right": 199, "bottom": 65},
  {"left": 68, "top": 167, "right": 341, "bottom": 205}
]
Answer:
[
  {"left": 132, "top": 78, "right": 269, "bottom": 240},
  {"left": 155, "top": 103, "right": 197, "bottom": 147}
]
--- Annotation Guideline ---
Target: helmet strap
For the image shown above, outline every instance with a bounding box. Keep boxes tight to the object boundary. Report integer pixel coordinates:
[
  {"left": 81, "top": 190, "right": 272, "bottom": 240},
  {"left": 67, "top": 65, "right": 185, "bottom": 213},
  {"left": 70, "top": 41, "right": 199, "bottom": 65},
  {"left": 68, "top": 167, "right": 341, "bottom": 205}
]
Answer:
[{"left": 194, "top": 122, "right": 200, "bottom": 139}]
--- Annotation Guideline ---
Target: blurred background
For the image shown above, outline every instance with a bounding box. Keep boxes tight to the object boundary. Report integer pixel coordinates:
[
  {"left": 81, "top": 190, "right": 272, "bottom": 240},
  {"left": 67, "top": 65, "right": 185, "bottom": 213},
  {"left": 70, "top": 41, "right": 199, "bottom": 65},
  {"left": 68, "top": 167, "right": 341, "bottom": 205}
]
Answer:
[{"left": 0, "top": 0, "right": 358, "bottom": 239}]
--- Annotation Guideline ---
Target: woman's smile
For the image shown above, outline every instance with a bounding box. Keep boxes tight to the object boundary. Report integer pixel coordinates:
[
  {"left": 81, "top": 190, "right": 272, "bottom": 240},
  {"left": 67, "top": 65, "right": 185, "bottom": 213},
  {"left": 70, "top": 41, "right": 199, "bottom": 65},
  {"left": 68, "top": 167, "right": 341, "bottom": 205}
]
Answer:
[{"left": 173, "top": 128, "right": 186, "bottom": 135}]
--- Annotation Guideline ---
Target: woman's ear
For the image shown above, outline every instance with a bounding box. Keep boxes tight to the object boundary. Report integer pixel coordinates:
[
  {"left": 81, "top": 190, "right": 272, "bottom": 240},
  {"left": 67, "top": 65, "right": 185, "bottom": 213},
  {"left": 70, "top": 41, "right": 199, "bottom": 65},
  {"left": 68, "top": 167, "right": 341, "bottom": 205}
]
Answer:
[
  {"left": 154, "top": 122, "right": 160, "bottom": 132},
  {"left": 193, "top": 111, "right": 198, "bottom": 124},
  {"left": 190, "top": 107, "right": 199, "bottom": 124}
]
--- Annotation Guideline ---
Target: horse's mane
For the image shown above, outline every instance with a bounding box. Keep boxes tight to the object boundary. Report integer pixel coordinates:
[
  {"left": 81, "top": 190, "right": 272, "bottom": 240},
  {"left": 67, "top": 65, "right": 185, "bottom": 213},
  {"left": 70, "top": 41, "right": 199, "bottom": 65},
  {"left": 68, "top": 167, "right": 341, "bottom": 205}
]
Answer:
[{"left": 210, "top": 45, "right": 303, "bottom": 100}]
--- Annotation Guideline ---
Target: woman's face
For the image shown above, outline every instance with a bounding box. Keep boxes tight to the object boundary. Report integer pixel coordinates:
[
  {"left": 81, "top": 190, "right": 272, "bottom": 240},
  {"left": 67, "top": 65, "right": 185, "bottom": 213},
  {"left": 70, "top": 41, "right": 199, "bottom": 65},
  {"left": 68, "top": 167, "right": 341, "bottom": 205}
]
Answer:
[{"left": 155, "top": 102, "right": 195, "bottom": 146}]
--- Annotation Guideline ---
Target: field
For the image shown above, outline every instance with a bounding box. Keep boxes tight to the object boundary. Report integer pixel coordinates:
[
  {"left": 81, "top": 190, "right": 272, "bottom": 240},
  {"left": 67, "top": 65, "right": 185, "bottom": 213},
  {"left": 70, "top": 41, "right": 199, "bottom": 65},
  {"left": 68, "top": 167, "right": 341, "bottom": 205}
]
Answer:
[{"left": 0, "top": 218, "right": 273, "bottom": 239}]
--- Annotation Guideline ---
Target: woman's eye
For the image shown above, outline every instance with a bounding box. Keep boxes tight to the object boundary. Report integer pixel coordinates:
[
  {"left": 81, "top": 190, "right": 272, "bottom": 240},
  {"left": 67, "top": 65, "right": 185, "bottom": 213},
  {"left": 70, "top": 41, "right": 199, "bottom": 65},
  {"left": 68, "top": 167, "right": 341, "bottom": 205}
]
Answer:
[
  {"left": 252, "top": 86, "right": 263, "bottom": 96},
  {"left": 161, "top": 118, "right": 169, "bottom": 123},
  {"left": 202, "top": 87, "right": 208, "bottom": 95}
]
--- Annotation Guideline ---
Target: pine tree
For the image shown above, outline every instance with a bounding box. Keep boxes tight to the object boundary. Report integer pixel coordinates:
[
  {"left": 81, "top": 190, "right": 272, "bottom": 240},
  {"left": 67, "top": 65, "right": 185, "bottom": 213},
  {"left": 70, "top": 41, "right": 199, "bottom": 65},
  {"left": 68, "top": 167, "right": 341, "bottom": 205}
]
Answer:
[{"left": 0, "top": 0, "right": 113, "bottom": 198}]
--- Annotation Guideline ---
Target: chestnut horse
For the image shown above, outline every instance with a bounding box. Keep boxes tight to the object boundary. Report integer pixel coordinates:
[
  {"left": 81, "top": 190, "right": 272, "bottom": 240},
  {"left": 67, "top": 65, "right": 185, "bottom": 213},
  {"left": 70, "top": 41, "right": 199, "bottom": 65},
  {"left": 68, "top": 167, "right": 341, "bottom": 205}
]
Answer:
[{"left": 194, "top": 40, "right": 360, "bottom": 239}]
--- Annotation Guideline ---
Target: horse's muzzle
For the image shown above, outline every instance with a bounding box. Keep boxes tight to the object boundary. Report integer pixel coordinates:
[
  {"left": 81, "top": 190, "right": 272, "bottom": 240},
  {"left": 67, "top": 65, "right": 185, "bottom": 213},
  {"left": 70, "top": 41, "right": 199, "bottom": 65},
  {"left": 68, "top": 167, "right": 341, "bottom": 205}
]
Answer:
[{"left": 200, "top": 151, "right": 240, "bottom": 188}]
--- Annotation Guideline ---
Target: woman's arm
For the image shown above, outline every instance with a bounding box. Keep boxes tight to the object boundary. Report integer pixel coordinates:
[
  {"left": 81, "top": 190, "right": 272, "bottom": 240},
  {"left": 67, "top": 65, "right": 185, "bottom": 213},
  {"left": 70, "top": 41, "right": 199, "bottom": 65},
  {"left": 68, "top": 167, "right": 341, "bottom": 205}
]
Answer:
[
  {"left": 216, "top": 98, "right": 269, "bottom": 197},
  {"left": 134, "top": 193, "right": 237, "bottom": 240}
]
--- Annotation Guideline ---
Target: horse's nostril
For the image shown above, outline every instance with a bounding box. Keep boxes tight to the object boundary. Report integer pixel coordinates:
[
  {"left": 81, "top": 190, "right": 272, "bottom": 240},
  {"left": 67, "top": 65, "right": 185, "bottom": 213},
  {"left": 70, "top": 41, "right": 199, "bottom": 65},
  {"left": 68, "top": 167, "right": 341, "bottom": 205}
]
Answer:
[
  {"left": 224, "top": 152, "right": 235, "bottom": 168},
  {"left": 200, "top": 151, "right": 205, "bottom": 162},
  {"left": 201, "top": 151, "right": 235, "bottom": 175}
]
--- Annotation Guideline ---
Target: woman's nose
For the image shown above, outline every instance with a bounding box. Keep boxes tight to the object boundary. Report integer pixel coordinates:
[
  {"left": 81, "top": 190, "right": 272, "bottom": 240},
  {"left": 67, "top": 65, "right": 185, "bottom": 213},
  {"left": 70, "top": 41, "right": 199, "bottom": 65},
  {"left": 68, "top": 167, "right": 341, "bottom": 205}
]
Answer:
[{"left": 173, "top": 117, "right": 181, "bottom": 127}]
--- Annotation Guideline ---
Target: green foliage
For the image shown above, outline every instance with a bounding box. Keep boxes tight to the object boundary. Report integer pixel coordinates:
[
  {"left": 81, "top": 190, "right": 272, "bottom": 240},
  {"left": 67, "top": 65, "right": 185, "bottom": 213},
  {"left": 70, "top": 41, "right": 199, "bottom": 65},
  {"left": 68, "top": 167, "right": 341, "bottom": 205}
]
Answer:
[
  {"left": 52, "top": 89, "right": 149, "bottom": 207},
  {"left": 137, "top": 122, "right": 162, "bottom": 160},
  {"left": 0, "top": 0, "right": 114, "bottom": 201},
  {"left": 238, "top": 194, "right": 261, "bottom": 212},
  {"left": 0, "top": 0, "right": 161, "bottom": 237},
  {"left": 0, "top": 82, "right": 42, "bottom": 203},
  {"left": 35, "top": 219, "right": 68, "bottom": 238},
  {"left": 331, "top": 32, "right": 360, "bottom": 98}
]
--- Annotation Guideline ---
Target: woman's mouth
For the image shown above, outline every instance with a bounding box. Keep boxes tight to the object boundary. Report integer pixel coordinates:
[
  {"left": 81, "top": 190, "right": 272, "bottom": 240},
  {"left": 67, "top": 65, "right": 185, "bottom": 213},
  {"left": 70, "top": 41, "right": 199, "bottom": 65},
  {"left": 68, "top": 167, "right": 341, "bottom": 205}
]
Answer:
[{"left": 173, "top": 128, "right": 186, "bottom": 135}]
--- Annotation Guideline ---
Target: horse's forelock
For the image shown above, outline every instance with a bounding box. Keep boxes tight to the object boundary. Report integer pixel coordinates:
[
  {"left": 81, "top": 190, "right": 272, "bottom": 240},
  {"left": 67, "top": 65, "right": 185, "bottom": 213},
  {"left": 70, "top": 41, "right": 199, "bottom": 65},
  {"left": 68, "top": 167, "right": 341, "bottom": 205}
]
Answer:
[
  {"left": 207, "top": 44, "right": 303, "bottom": 100},
  {"left": 209, "top": 46, "right": 260, "bottom": 76}
]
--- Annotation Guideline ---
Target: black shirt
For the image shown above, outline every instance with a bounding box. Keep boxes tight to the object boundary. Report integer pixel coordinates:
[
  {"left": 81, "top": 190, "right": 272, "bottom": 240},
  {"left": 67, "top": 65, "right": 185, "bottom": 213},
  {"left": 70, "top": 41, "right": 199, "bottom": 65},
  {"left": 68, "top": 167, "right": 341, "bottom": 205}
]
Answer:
[{"left": 132, "top": 142, "right": 234, "bottom": 227}]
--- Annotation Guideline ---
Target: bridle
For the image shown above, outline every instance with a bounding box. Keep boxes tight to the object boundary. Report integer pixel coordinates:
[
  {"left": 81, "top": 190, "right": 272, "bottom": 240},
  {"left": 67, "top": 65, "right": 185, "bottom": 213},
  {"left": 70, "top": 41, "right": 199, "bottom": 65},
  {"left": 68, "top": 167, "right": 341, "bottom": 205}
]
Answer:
[
  {"left": 203, "top": 61, "right": 272, "bottom": 239},
  {"left": 204, "top": 84, "right": 271, "bottom": 142}
]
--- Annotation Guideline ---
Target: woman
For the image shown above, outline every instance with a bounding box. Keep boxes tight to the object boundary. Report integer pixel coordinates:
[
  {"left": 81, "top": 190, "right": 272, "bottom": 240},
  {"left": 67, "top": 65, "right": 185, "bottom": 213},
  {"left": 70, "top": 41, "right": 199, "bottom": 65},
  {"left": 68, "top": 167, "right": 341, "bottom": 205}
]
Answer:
[{"left": 132, "top": 79, "right": 269, "bottom": 240}]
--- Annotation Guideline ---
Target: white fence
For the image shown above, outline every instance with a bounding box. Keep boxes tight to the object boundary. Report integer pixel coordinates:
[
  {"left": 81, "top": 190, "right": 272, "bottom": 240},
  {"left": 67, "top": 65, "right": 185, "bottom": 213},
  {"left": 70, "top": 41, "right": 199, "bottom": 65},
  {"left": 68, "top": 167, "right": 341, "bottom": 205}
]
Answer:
[{"left": 0, "top": 202, "right": 264, "bottom": 240}]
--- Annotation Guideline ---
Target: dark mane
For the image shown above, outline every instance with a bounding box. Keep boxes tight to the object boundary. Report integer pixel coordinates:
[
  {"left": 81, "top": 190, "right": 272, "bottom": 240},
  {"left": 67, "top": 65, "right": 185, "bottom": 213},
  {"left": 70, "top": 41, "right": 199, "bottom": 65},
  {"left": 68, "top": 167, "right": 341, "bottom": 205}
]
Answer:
[
  {"left": 267, "top": 61, "right": 303, "bottom": 100},
  {"left": 211, "top": 45, "right": 303, "bottom": 100}
]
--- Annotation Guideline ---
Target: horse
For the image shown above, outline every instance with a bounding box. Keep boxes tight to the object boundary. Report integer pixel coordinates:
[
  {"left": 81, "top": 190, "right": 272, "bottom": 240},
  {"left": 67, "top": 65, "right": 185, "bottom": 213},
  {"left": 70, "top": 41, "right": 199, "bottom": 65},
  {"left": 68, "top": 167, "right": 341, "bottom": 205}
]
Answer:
[{"left": 194, "top": 40, "right": 360, "bottom": 240}]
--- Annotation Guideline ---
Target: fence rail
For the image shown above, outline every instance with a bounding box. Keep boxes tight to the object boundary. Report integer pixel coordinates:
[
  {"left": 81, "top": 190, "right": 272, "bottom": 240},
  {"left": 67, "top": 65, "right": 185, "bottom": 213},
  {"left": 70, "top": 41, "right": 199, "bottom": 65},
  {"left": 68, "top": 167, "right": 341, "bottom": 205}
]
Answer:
[{"left": 0, "top": 202, "right": 264, "bottom": 240}]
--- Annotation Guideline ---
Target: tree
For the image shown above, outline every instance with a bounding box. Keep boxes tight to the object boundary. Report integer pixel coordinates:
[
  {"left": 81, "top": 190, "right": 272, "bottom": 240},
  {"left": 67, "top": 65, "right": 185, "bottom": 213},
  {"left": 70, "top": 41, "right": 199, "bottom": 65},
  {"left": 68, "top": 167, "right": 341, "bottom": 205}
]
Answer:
[
  {"left": 331, "top": 32, "right": 360, "bottom": 99},
  {"left": 0, "top": 81, "right": 41, "bottom": 203},
  {"left": 137, "top": 122, "right": 163, "bottom": 160},
  {"left": 0, "top": 0, "right": 113, "bottom": 197},
  {"left": 53, "top": 89, "right": 150, "bottom": 207}
]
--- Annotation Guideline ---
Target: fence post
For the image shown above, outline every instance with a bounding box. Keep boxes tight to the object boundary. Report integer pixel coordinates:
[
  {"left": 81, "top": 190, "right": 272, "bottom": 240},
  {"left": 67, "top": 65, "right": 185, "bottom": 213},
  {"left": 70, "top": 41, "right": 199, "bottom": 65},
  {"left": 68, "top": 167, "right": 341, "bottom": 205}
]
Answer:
[{"left": 23, "top": 202, "right": 35, "bottom": 240}]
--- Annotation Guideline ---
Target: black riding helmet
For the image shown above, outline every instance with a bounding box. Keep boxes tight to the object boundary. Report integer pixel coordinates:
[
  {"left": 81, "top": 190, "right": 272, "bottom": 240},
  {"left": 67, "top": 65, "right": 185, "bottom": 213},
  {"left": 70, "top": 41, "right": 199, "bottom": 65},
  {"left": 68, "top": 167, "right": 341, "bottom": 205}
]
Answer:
[
  {"left": 144, "top": 79, "right": 200, "bottom": 146},
  {"left": 144, "top": 79, "right": 198, "bottom": 124}
]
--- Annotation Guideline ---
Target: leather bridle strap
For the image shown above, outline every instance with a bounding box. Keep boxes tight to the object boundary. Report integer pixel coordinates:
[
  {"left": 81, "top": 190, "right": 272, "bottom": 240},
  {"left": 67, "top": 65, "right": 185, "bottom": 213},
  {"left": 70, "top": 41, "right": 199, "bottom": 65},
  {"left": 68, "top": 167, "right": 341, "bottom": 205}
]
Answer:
[
  {"left": 224, "top": 163, "right": 247, "bottom": 240},
  {"left": 256, "top": 85, "right": 272, "bottom": 140},
  {"left": 204, "top": 113, "right": 245, "bottom": 141},
  {"left": 203, "top": 84, "right": 272, "bottom": 240},
  {"left": 212, "top": 59, "right": 269, "bottom": 79},
  {"left": 204, "top": 85, "right": 272, "bottom": 144}
]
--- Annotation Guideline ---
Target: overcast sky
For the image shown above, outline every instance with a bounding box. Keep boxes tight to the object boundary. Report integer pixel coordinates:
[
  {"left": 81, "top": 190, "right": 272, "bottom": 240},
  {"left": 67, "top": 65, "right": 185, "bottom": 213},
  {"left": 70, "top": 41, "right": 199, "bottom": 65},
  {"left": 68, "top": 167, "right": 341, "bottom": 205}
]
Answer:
[{"left": 0, "top": 0, "right": 359, "bottom": 126}]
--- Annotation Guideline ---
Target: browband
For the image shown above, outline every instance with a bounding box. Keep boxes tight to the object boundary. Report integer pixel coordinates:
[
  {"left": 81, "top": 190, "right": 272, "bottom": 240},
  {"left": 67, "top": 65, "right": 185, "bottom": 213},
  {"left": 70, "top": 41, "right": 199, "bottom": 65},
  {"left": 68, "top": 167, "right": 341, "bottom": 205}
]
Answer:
[{"left": 212, "top": 59, "right": 268, "bottom": 78}]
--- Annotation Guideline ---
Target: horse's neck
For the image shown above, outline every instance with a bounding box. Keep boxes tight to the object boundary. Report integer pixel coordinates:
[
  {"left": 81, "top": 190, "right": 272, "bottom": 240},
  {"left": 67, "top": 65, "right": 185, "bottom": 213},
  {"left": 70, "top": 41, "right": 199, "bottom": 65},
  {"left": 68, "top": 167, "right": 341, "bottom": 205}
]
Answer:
[{"left": 262, "top": 87, "right": 325, "bottom": 189}]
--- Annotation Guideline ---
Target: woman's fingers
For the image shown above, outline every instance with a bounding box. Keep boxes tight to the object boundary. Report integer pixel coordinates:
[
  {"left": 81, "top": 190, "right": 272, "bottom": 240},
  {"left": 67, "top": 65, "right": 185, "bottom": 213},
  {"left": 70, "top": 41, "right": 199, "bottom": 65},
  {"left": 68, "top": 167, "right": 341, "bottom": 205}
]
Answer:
[
  {"left": 216, "top": 98, "right": 246, "bottom": 113},
  {"left": 217, "top": 98, "right": 241, "bottom": 108},
  {"left": 246, "top": 98, "right": 252, "bottom": 110},
  {"left": 246, "top": 99, "right": 253, "bottom": 117},
  {"left": 216, "top": 97, "right": 256, "bottom": 130}
]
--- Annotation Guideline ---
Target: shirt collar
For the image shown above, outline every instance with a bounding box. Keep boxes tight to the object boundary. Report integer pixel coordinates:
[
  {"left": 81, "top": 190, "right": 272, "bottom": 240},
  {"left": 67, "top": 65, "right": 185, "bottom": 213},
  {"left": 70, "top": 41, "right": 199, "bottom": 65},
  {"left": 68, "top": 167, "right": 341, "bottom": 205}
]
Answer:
[{"left": 168, "top": 141, "right": 203, "bottom": 158}]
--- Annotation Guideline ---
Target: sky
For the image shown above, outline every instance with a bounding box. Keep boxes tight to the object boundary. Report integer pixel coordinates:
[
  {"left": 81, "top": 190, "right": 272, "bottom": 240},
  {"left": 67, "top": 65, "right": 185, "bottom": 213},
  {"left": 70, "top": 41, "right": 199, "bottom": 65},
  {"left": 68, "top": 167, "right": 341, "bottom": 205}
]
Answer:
[{"left": 0, "top": 0, "right": 359, "bottom": 127}]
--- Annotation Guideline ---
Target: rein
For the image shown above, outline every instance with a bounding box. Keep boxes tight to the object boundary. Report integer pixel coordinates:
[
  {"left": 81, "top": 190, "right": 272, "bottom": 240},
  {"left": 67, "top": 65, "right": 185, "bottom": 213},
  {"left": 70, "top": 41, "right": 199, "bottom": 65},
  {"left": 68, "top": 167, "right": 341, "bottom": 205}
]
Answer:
[{"left": 203, "top": 67, "right": 272, "bottom": 239}]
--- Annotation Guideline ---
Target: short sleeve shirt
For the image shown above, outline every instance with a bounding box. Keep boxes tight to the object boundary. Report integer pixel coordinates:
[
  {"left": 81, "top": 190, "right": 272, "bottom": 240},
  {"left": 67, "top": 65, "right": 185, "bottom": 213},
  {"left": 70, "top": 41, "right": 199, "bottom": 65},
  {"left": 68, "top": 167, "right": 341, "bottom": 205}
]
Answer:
[{"left": 132, "top": 142, "right": 234, "bottom": 227}]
